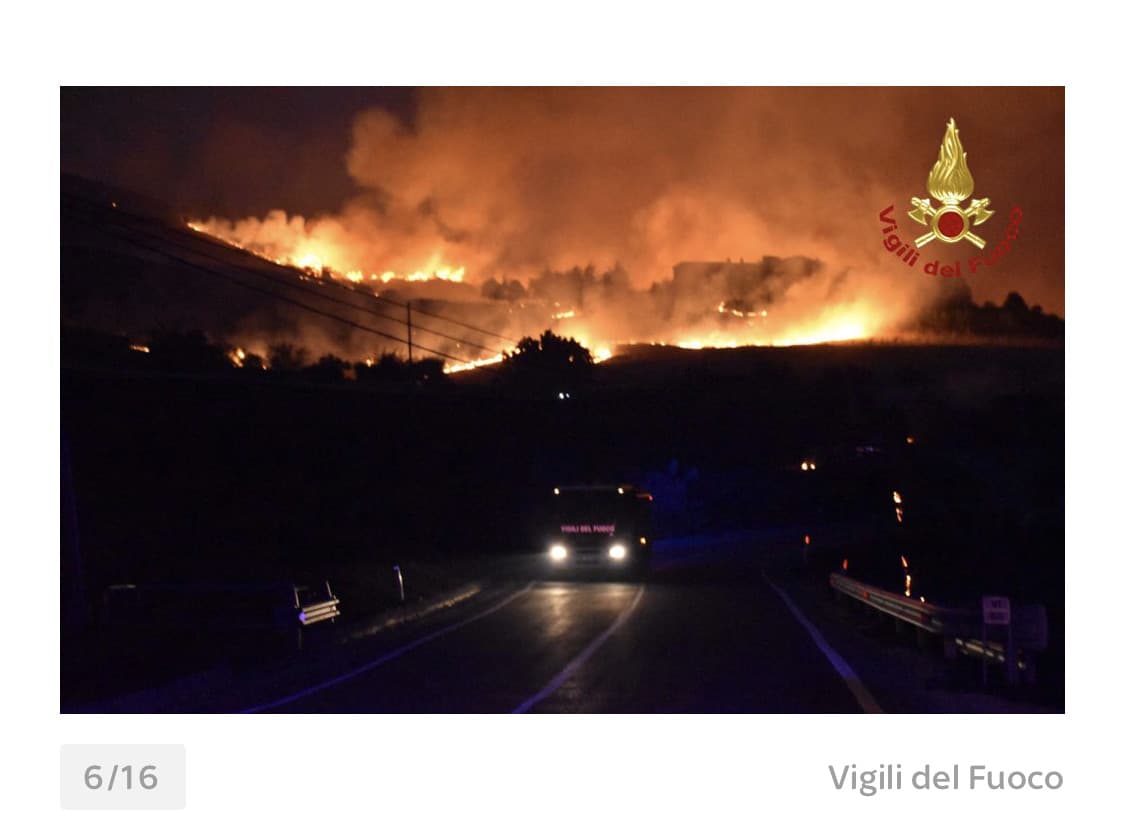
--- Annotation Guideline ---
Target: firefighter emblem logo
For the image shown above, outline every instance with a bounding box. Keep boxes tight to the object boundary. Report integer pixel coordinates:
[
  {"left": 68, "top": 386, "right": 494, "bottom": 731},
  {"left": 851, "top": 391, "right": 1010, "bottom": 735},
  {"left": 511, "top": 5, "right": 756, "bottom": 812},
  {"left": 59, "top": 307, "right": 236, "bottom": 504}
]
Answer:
[{"left": 909, "top": 118, "right": 994, "bottom": 249}]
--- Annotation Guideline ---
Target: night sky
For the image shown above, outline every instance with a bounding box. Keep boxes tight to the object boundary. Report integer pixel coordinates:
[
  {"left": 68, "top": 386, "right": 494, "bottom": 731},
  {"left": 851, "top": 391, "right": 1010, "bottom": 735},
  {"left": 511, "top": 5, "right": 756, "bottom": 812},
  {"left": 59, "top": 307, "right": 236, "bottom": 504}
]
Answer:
[{"left": 62, "top": 87, "right": 413, "bottom": 215}]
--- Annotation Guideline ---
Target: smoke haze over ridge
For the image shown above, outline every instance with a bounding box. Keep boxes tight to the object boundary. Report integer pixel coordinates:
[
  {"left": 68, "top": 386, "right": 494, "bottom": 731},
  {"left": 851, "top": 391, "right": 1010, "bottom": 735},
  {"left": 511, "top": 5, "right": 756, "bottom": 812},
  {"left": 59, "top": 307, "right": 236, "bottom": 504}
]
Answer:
[{"left": 63, "top": 87, "right": 1064, "bottom": 359}]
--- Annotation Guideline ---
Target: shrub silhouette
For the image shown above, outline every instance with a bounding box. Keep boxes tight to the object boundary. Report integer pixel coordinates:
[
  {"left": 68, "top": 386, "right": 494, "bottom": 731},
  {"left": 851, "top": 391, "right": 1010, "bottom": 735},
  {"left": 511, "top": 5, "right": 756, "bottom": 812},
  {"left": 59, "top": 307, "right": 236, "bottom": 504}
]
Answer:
[
  {"left": 268, "top": 343, "right": 308, "bottom": 373},
  {"left": 149, "top": 330, "right": 228, "bottom": 372},
  {"left": 354, "top": 353, "right": 446, "bottom": 385},
  {"left": 501, "top": 330, "right": 593, "bottom": 394},
  {"left": 304, "top": 354, "right": 348, "bottom": 383}
]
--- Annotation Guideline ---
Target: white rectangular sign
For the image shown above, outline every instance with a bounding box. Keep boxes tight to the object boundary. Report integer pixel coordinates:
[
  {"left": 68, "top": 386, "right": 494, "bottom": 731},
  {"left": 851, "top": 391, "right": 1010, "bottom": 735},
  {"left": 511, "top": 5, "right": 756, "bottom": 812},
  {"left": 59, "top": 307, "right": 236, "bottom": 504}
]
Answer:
[{"left": 982, "top": 595, "right": 1011, "bottom": 625}]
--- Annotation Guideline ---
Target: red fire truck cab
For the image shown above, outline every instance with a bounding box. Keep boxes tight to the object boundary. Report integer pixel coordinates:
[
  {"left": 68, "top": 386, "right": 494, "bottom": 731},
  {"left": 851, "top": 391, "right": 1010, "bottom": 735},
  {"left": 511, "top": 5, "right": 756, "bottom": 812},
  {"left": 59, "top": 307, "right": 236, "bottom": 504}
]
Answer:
[{"left": 543, "top": 484, "right": 654, "bottom": 576}]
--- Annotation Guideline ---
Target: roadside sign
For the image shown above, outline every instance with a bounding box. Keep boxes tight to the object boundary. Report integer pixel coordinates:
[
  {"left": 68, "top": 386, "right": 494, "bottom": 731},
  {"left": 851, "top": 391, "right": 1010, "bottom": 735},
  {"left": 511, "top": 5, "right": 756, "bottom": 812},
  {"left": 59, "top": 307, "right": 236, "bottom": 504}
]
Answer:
[{"left": 982, "top": 595, "right": 1011, "bottom": 625}]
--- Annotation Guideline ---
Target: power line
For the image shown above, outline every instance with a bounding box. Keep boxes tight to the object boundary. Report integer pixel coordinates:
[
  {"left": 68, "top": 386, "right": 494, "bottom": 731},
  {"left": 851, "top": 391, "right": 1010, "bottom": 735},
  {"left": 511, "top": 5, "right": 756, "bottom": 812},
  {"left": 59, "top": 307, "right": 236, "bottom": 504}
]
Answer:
[
  {"left": 62, "top": 191, "right": 519, "bottom": 345},
  {"left": 64, "top": 209, "right": 474, "bottom": 364},
  {"left": 106, "top": 215, "right": 502, "bottom": 355},
  {"left": 375, "top": 294, "right": 518, "bottom": 344}
]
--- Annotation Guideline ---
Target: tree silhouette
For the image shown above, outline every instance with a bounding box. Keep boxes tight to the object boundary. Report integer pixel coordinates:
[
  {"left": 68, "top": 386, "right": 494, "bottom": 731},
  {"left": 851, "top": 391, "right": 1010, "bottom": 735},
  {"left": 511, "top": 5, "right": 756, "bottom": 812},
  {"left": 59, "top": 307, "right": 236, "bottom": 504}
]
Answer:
[
  {"left": 241, "top": 351, "right": 268, "bottom": 371},
  {"left": 501, "top": 330, "right": 594, "bottom": 394},
  {"left": 149, "top": 330, "right": 228, "bottom": 372},
  {"left": 304, "top": 354, "right": 348, "bottom": 383},
  {"left": 354, "top": 353, "right": 447, "bottom": 386},
  {"left": 268, "top": 343, "right": 307, "bottom": 373}
]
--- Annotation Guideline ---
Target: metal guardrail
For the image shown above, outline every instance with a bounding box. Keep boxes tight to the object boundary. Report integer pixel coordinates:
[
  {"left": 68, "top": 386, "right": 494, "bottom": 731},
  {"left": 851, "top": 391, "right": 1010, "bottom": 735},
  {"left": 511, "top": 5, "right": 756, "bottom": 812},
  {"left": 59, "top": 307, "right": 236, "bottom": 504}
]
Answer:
[
  {"left": 294, "top": 582, "right": 341, "bottom": 627},
  {"left": 828, "top": 572, "right": 1042, "bottom": 683},
  {"left": 952, "top": 637, "right": 1029, "bottom": 672},
  {"left": 828, "top": 572, "right": 972, "bottom": 636}
]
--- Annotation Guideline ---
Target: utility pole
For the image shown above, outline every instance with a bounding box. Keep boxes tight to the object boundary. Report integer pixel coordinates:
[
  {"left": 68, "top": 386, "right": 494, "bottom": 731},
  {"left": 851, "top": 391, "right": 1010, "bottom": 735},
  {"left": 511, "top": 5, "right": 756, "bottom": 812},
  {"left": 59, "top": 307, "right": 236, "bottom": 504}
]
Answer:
[{"left": 406, "top": 301, "right": 413, "bottom": 366}]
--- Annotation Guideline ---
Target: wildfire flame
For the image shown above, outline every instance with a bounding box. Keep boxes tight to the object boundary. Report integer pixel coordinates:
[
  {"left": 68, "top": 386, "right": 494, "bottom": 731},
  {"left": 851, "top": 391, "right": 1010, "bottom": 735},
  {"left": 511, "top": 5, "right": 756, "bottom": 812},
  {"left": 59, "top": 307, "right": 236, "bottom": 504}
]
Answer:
[
  {"left": 378, "top": 264, "right": 466, "bottom": 284},
  {"left": 187, "top": 220, "right": 467, "bottom": 285},
  {"left": 185, "top": 216, "right": 880, "bottom": 372},
  {"left": 666, "top": 304, "right": 872, "bottom": 349},
  {"left": 927, "top": 118, "right": 974, "bottom": 205},
  {"left": 444, "top": 354, "right": 505, "bottom": 374}
]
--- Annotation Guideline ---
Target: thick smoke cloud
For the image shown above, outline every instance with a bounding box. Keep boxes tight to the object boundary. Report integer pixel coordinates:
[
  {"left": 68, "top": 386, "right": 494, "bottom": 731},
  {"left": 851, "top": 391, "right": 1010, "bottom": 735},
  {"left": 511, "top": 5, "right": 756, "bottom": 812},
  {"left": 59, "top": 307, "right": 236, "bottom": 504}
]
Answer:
[{"left": 194, "top": 87, "right": 1063, "bottom": 354}]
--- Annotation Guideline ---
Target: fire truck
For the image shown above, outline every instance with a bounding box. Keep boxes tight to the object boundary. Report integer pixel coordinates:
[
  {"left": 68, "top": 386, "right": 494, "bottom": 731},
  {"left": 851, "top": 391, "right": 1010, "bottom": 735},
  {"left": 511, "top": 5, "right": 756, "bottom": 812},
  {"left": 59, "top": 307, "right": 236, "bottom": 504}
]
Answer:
[{"left": 542, "top": 484, "right": 654, "bottom": 576}]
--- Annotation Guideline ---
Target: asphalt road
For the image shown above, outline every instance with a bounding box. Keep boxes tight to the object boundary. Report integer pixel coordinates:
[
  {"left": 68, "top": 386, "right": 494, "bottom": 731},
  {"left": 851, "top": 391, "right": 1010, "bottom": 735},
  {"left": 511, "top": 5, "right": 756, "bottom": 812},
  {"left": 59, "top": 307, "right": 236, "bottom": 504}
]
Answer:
[{"left": 253, "top": 544, "right": 870, "bottom": 714}]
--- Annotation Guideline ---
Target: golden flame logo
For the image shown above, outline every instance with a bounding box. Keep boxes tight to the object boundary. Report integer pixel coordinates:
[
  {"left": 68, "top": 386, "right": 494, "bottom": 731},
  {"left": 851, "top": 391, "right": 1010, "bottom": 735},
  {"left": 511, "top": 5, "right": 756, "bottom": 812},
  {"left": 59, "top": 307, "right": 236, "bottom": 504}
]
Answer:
[
  {"left": 909, "top": 118, "right": 994, "bottom": 249},
  {"left": 927, "top": 119, "right": 974, "bottom": 205}
]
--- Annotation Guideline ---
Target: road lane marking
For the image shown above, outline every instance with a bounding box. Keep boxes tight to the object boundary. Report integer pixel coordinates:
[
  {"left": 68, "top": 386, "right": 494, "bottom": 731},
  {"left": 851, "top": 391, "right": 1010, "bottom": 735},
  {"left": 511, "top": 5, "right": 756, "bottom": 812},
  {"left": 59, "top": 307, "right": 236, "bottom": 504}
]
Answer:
[
  {"left": 763, "top": 573, "right": 884, "bottom": 714},
  {"left": 241, "top": 581, "right": 536, "bottom": 713},
  {"left": 511, "top": 584, "right": 646, "bottom": 713}
]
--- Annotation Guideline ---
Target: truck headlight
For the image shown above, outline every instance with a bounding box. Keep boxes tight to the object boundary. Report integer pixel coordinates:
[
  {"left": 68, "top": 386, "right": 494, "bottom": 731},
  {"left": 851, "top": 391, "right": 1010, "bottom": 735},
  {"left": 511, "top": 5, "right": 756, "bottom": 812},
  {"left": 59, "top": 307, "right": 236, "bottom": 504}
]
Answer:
[
  {"left": 549, "top": 544, "right": 568, "bottom": 561},
  {"left": 608, "top": 543, "right": 627, "bottom": 560}
]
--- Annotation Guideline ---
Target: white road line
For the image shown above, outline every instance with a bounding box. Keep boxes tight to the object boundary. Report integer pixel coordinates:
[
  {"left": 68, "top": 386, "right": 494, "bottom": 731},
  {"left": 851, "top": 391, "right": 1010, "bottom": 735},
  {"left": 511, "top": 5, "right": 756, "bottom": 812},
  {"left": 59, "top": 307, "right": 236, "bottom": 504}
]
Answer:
[
  {"left": 763, "top": 573, "right": 883, "bottom": 713},
  {"left": 512, "top": 584, "right": 646, "bottom": 714},
  {"left": 241, "top": 581, "right": 536, "bottom": 713}
]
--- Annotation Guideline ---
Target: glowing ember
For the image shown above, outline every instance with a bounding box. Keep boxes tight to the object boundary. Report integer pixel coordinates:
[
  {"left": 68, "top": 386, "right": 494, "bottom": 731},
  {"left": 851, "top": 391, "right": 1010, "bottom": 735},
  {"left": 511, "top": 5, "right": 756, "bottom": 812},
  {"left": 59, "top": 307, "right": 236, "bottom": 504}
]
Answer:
[
  {"left": 717, "top": 302, "right": 767, "bottom": 319},
  {"left": 129, "top": 344, "right": 150, "bottom": 353}
]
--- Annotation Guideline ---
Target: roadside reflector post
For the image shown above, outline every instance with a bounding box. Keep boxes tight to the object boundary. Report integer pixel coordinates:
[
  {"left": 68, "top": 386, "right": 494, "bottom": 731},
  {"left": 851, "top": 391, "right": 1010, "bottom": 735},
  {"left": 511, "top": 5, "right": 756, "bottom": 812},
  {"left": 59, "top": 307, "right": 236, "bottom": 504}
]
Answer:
[
  {"left": 394, "top": 564, "right": 405, "bottom": 603},
  {"left": 292, "top": 584, "right": 304, "bottom": 652},
  {"left": 980, "top": 618, "right": 986, "bottom": 688},
  {"left": 1006, "top": 623, "right": 1017, "bottom": 688},
  {"left": 981, "top": 595, "right": 1011, "bottom": 689}
]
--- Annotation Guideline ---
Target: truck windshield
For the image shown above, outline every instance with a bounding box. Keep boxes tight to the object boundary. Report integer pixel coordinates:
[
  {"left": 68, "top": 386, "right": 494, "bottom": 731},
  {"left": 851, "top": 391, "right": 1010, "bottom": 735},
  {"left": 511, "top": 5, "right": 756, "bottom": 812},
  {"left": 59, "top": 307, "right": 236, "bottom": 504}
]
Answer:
[
  {"left": 555, "top": 491, "right": 623, "bottom": 522},
  {"left": 552, "top": 489, "right": 650, "bottom": 537}
]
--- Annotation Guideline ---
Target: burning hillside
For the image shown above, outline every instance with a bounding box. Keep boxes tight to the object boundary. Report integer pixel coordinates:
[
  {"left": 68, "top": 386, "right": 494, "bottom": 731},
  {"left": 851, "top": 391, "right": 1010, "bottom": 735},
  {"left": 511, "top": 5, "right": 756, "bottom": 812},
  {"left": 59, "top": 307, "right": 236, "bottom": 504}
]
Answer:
[
  {"left": 63, "top": 88, "right": 1063, "bottom": 369},
  {"left": 187, "top": 214, "right": 467, "bottom": 285},
  {"left": 183, "top": 214, "right": 885, "bottom": 365}
]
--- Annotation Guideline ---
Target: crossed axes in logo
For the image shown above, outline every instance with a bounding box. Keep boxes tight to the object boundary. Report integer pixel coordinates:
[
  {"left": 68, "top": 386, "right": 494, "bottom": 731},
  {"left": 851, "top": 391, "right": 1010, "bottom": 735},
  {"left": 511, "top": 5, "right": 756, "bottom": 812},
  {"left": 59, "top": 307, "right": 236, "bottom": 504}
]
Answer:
[{"left": 909, "top": 197, "right": 994, "bottom": 249}]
